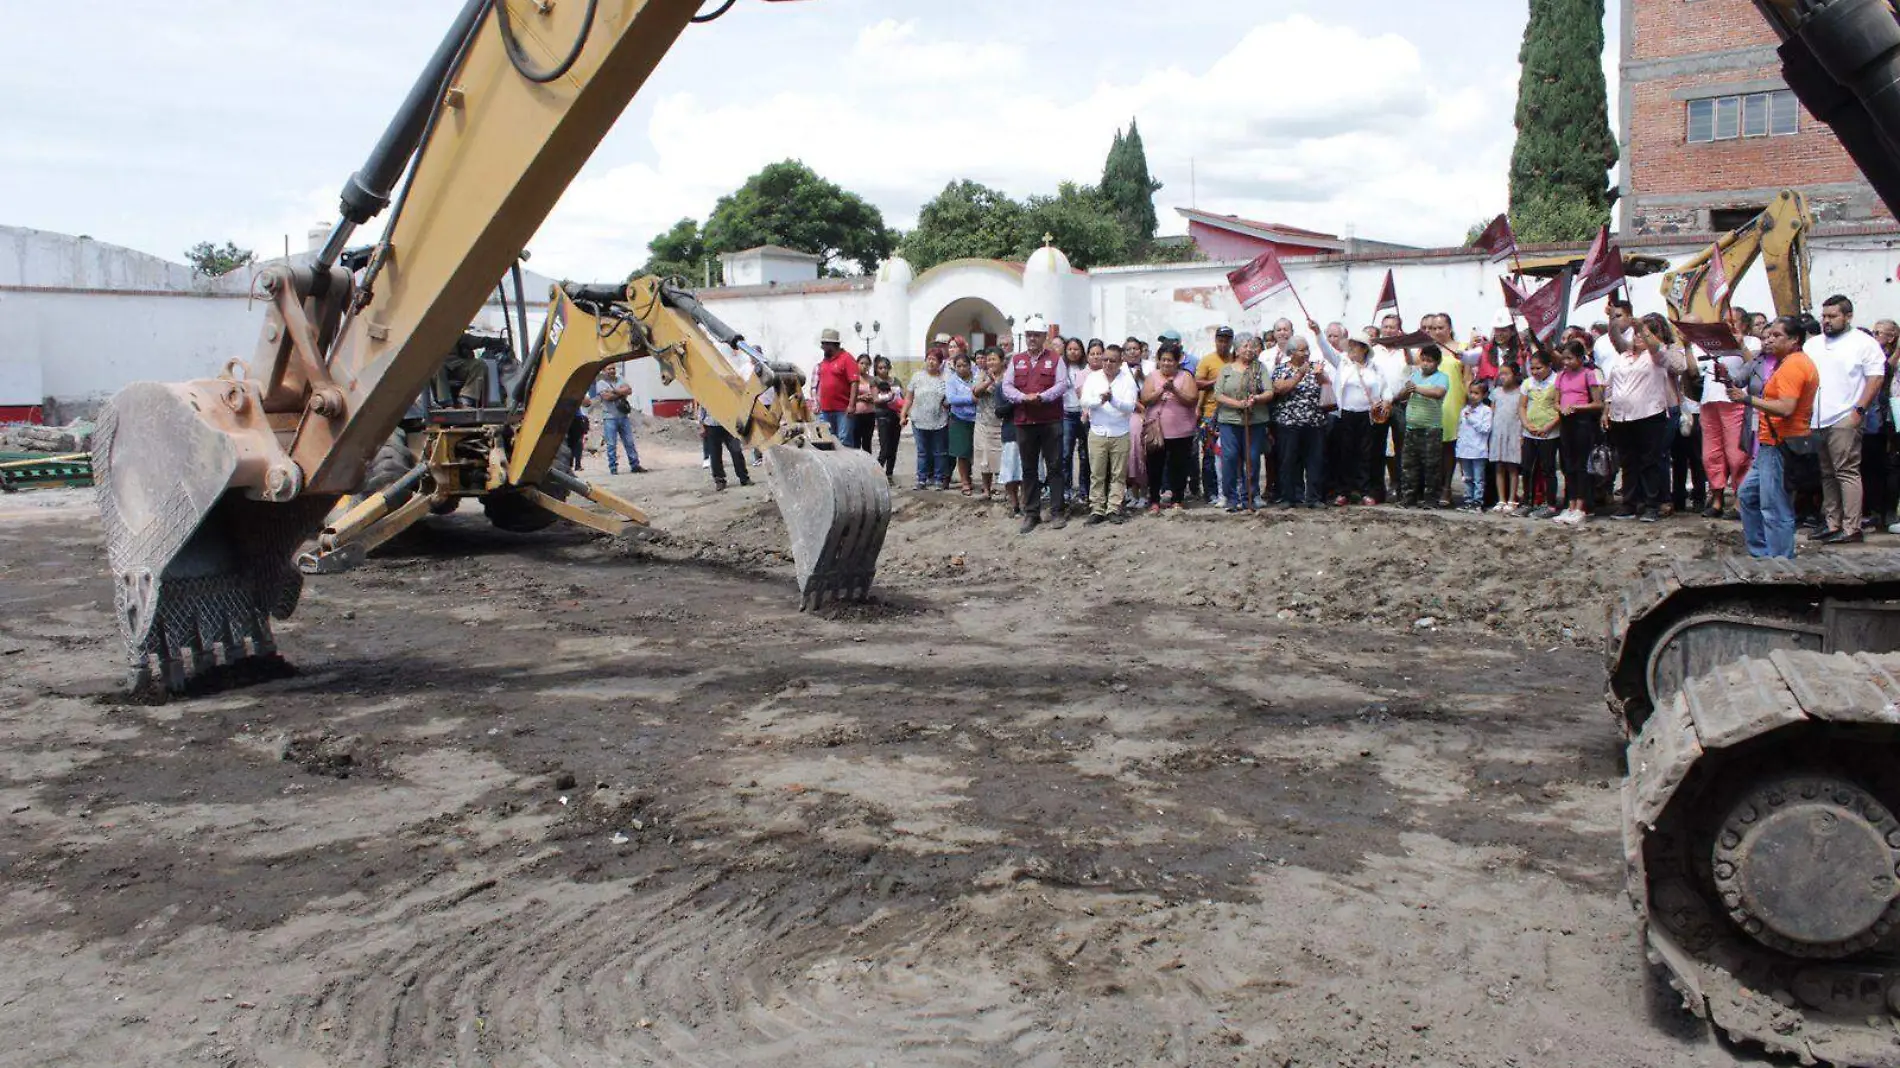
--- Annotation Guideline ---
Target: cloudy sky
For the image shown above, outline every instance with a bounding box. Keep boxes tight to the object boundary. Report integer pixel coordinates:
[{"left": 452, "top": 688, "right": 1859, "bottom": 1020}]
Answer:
[{"left": 3, "top": 0, "right": 1620, "bottom": 279}]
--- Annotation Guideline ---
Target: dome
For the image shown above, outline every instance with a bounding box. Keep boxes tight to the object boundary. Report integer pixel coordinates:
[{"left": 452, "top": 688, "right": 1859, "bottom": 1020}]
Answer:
[
  {"left": 875, "top": 255, "right": 914, "bottom": 287},
  {"left": 1025, "top": 243, "right": 1072, "bottom": 275}
]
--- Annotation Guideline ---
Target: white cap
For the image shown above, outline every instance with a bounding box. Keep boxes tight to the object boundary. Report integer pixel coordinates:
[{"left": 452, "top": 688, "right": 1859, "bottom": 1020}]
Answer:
[
  {"left": 1490, "top": 308, "right": 1515, "bottom": 330},
  {"left": 1021, "top": 314, "right": 1048, "bottom": 334}
]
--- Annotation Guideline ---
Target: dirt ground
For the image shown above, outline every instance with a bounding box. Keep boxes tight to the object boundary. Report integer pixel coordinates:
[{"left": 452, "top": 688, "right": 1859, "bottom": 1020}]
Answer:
[{"left": 0, "top": 419, "right": 1798, "bottom": 1067}]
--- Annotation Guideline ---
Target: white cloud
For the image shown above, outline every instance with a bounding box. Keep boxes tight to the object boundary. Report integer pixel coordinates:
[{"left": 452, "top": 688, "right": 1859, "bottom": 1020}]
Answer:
[{"left": 529, "top": 13, "right": 1519, "bottom": 277}]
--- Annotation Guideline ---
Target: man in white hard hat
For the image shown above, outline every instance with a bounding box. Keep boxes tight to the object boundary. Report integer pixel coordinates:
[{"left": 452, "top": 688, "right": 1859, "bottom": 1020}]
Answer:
[
  {"left": 814, "top": 327, "right": 861, "bottom": 447},
  {"left": 1002, "top": 314, "right": 1073, "bottom": 533}
]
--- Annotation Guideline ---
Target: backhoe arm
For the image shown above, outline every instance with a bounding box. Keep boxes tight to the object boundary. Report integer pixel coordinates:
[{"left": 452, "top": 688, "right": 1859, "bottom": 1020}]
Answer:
[
  {"left": 506, "top": 277, "right": 815, "bottom": 486},
  {"left": 1660, "top": 190, "right": 1812, "bottom": 322},
  {"left": 502, "top": 276, "right": 889, "bottom": 610},
  {"left": 93, "top": 0, "right": 705, "bottom": 696}
]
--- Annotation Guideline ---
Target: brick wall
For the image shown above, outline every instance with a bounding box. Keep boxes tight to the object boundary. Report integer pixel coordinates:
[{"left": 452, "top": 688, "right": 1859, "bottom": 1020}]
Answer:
[
  {"left": 1623, "top": 0, "right": 1892, "bottom": 233},
  {"left": 1630, "top": 0, "right": 1776, "bottom": 61},
  {"left": 1627, "top": 68, "right": 1866, "bottom": 196}
]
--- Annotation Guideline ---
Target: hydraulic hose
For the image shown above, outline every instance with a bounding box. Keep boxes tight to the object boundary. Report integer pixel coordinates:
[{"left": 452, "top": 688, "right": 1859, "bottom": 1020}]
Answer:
[{"left": 496, "top": 0, "right": 599, "bottom": 83}]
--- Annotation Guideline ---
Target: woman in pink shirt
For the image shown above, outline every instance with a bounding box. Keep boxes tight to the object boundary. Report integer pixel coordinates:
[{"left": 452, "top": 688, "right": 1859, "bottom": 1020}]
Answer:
[
  {"left": 1140, "top": 339, "right": 1201, "bottom": 512},
  {"left": 1554, "top": 340, "right": 1605, "bottom": 524}
]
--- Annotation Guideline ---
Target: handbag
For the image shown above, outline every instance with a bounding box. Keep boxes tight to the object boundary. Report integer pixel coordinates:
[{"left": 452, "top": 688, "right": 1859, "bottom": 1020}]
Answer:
[
  {"left": 1763, "top": 407, "right": 1815, "bottom": 457},
  {"left": 1587, "top": 442, "right": 1615, "bottom": 479}
]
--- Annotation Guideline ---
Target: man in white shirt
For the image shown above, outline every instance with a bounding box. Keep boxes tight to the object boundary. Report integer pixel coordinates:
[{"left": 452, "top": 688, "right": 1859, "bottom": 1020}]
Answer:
[
  {"left": 1368, "top": 313, "right": 1411, "bottom": 500},
  {"left": 1811, "top": 294, "right": 1887, "bottom": 543},
  {"left": 1593, "top": 297, "right": 1636, "bottom": 366},
  {"left": 1079, "top": 354, "right": 1139, "bottom": 524}
]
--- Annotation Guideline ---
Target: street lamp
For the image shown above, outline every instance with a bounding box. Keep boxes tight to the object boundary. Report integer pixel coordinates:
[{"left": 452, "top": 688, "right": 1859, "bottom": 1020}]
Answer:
[{"left": 854, "top": 320, "right": 881, "bottom": 356}]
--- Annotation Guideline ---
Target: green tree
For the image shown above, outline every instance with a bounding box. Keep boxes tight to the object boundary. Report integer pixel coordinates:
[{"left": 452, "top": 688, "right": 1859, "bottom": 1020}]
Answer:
[
  {"left": 701, "top": 160, "right": 895, "bottom": 275},
  {"left": 898, "top": 180, "right": 1029, "bottom": 271},
  {"left": 1019, "top": 183, "right": 1129, "bottom": 269},
  {"left": 184, "top": 240, "right": 255, "bottom": 277},
  {"left": 638, "top": 217, "right": 716, "bottom": 285},
  {"left": 1100, "top": 120, "right": 1163, "bottom": 246},
  {"left": 1509, "top": 0, "right": 1618, "bottom": 243}
]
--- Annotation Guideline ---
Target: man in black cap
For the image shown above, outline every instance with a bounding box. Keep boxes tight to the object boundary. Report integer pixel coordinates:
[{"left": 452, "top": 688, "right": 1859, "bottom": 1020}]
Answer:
[{"left": 1195, "top": 326, "right": 1235, "bottom": 504}]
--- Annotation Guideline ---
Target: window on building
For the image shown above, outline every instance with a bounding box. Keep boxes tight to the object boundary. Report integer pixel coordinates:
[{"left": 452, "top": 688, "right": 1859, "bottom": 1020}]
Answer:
[
  {"left": 1710, "top": 206, "right": 1766, "bottom": 232},
  {"left": 1687, "top": 89, "right": 1799, "bottom": 143}
]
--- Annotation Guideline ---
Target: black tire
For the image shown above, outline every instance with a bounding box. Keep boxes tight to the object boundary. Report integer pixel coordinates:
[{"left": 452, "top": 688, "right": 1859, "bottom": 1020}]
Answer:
[
  {"left": 480, "top": 442, "right": 571, "bottom": 533},
  {"left": 362, "top": 435, "right": 417, "bottom": 495}
]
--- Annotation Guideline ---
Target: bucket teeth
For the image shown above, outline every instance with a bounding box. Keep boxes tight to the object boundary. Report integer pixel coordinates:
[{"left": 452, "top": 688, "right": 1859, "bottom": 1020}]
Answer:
[
  {"left": 763, "top": 444, "right": 891, "bottom": 609},
  {"left": 94, "top": 387, "right": 331, "bottom": 699}
]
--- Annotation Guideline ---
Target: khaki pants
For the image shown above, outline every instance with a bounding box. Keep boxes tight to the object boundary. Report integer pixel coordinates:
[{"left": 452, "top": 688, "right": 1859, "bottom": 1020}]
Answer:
[
  {"left": 1819, "top": 419, "right": 1865, "bottom": 533},
  {"left": 974, "top": 423, "right": 1004, "bottom": 477},
  {"left": 1087, "top": 432, "right": 1130, "bottom": 516}
]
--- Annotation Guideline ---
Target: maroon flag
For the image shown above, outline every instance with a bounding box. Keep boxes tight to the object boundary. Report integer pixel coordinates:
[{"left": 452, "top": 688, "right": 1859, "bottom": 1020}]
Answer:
[
  {"left": 1700, "top": 244, "right": 1731, "bottom": 308},
  {"left": 1573, "top": 226, "right": 1626, "bottom": 307},
  {"left": 1473, "top": 213, "right": 1517, "bottom": 263},
  {"left": 1500, "top": 275, "right": 1528, "bottom": 311},
  {"left": 1519, "top": 270, "right": 1571, "bottom": 343},
  {"left": 1673, "top": 320, "right": 1750, "bottom": 362},
  {"left": 1226, "top": 248, "right": 1294, "bottom": 310},
  {"left": 1374, "top": 269, "right": 1399, "bottom": 315}
]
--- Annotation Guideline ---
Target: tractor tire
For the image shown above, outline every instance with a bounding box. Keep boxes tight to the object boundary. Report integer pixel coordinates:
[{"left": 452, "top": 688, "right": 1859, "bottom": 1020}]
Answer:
[
  {"left": 362, "top": 436, "right": 418, "bottom": 495},
  {"left": 481, "top": 443, "right": 572, "bottom": 533}
]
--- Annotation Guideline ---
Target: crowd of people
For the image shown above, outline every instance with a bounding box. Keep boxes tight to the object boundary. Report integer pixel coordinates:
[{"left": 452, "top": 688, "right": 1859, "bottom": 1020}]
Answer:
[{"left": 782, "top": 295, "right": 1899, "bottom": 557}]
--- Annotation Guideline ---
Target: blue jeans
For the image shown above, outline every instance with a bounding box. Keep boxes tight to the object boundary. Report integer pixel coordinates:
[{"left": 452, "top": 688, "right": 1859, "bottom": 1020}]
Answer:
[
  {"left": 1459, "top": 458, "right": 1486, "bottom": 506},
  {"left": 820, "top": 409, "right": 855, "bottom": 447},
  {"left": 1218, "top": 422, "right": 1267, "bottom": 508},
  {"left": 1740, "top": 443, "right": 1796, "bottom": 557},
  {"left": 914, "top": 425, "right": 950, "bottom": 487},
  {"left": 1198, "top": 419, "right": 1220, "bottom": 500},
  {"left": 602, "top": 415, "right": 639, "bottom": 471},
  {"left": 1063, "top": 411, "right": 1090, "bottom": 502}
]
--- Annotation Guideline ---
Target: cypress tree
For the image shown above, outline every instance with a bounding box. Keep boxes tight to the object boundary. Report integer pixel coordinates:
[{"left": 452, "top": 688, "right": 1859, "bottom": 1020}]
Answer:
[
  {"left": 1100, "top": 120, "right": 1163, "bottom": 245},
  {"left": 1509, "top": 0, "right": 1619, "bottom": 243}
]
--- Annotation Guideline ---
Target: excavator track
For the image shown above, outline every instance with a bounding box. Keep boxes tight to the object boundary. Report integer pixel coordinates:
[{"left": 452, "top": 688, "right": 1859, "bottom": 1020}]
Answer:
[
  {"left": 1608, "top": 553, "right": 1900, "bottom": 736},
  {"left": 1627, "top": 649, "right": 1900, "bottom": 1066}
]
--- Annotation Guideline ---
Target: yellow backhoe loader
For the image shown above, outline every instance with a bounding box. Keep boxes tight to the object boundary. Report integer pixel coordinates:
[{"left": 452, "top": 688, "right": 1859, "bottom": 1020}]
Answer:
[
  {"left": 91, "top": 0, "right": 883, "bottom": 699},
  {"left": 296, "top": 275, "right": 886, "bottom": 592}
]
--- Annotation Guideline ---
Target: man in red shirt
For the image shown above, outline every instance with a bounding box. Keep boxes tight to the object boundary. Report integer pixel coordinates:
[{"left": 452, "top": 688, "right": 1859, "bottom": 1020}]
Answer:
[{"left": 814, "top": 327, "right": 861, "bottom": 446}]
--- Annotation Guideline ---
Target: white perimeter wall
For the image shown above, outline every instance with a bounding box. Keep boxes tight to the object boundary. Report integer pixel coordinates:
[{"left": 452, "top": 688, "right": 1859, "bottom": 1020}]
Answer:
[{"left": 12, "top": 222, "right": 1900, "bottom": 419}]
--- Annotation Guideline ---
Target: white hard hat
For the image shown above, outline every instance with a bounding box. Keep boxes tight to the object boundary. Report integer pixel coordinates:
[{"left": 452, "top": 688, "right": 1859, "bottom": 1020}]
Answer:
[
  {"left": 1021, "top": 315, "right": 1048, "bottom": 334},
  {"left": 1491, "top": 308, "right": 1515, "bottom": 330}
]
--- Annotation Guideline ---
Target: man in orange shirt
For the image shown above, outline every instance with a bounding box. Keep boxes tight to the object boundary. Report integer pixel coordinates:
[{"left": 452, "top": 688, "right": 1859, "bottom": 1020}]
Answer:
[{"left": 1730, "top": 315, "right": 1821, "bottom": 558}]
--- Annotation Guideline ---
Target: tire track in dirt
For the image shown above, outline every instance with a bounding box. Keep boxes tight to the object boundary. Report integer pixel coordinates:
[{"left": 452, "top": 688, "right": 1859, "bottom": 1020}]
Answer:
[{"left": 240, "top": 867, "right": 1069, "bottom": 1067}]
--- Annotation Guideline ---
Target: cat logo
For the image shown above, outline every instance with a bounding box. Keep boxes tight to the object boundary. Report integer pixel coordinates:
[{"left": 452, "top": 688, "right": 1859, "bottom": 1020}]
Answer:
[{"left": 545, "top": 304, "right": 567, "bottom": 352}]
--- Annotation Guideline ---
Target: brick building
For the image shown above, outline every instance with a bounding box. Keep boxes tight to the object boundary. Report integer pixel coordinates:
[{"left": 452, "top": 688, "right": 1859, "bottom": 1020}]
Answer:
[{"left": 1618, "top": 0, "right": 1892, "bottom": 234}]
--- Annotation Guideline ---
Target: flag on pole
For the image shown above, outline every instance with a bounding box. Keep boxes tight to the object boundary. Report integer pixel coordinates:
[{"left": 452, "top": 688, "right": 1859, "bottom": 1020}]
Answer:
[
  {"left": 1473, "top": 214, "right": 1518, "bottom": 263},
  {"left": 1573, "top": 226, "right": 1626, "bottom": 308},
  {"left": 1226, "top": 248, "right": 1294, "bottom": 310},
  {"left": 1519, "top": 270, "right": 1572, "bottom": 343},
  {"left": 1501, "top": 275, "right": 1527, "bottom": 311},
  {"left": 1374, "top": 269, "right": 1399, "bottom": 315},
  {"left": 1700, "top": 243, "right": 1731, "bottom": 308}
]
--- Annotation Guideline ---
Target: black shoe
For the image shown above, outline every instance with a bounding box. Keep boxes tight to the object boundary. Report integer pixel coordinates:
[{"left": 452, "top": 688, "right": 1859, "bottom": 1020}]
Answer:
[
  {"left": 1019, "top": 514, "right": 1040, "bottom": 535},
  {"left": 1050, "top": 513, "right": 1069, "bottom": 531},
  {"left": 1815, "top": 528, "right": 1845, "bottom": 544},
  {"left": 1085, "top": 514, "right": 1106, "bottom": 527},
  {"left": 628, "top": 465, "right": 648, "bottom": 474},
  {"left": 1639, "top": 509, "right": 1660, "bottom": 523},
  {"left": 738, "top": 479, "right": 753, "bottom": 487},
  {"left": 714, "top": 479, "right": 728, "bottom": 491},
  {"left": 1612, "top": 507, "right": 1639, "bottom": 521},
  {"left": 1837, "top": 530, "right": 1867, "bottom": 544},
  {"left": 1109, "top": 512, "right": 1128, "bottom": 525}
]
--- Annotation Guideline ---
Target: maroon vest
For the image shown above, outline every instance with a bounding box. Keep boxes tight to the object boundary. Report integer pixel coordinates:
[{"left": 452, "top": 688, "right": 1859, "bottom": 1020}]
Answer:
[{"left": 1011, "top": 351, "right": 1062, "bottom": 425}]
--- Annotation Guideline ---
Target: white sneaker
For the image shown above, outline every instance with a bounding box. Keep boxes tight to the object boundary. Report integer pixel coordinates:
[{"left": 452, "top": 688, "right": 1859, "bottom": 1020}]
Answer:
[
  {"left": 1889, "top": 521, "right": 1900, "bottom": 535},
  {"left": 1558, "top": 509, "right": 1583, "bottom": 526},
  {"left": 701, "top": 458, "right": 711, "bottom": 469}
]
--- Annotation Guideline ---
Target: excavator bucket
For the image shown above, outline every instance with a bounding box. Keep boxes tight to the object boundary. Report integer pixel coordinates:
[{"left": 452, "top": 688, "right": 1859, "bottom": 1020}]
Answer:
[
  {"left": 763, "top": 443, "right": 891, "bottom": 610},
  {"left": 93, "top": 383, "right": 331, "bottom": 698}
]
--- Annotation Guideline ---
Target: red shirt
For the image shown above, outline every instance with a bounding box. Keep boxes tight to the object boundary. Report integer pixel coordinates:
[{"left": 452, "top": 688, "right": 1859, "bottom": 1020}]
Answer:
[{"left": 816, "top": 350, "right": 859, "bottom": 412}]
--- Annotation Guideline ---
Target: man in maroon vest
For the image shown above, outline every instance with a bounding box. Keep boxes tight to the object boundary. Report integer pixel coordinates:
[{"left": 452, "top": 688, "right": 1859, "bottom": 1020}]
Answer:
[{"left": 1001, "top": 315, "right": 1073, "bottom": 533}]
